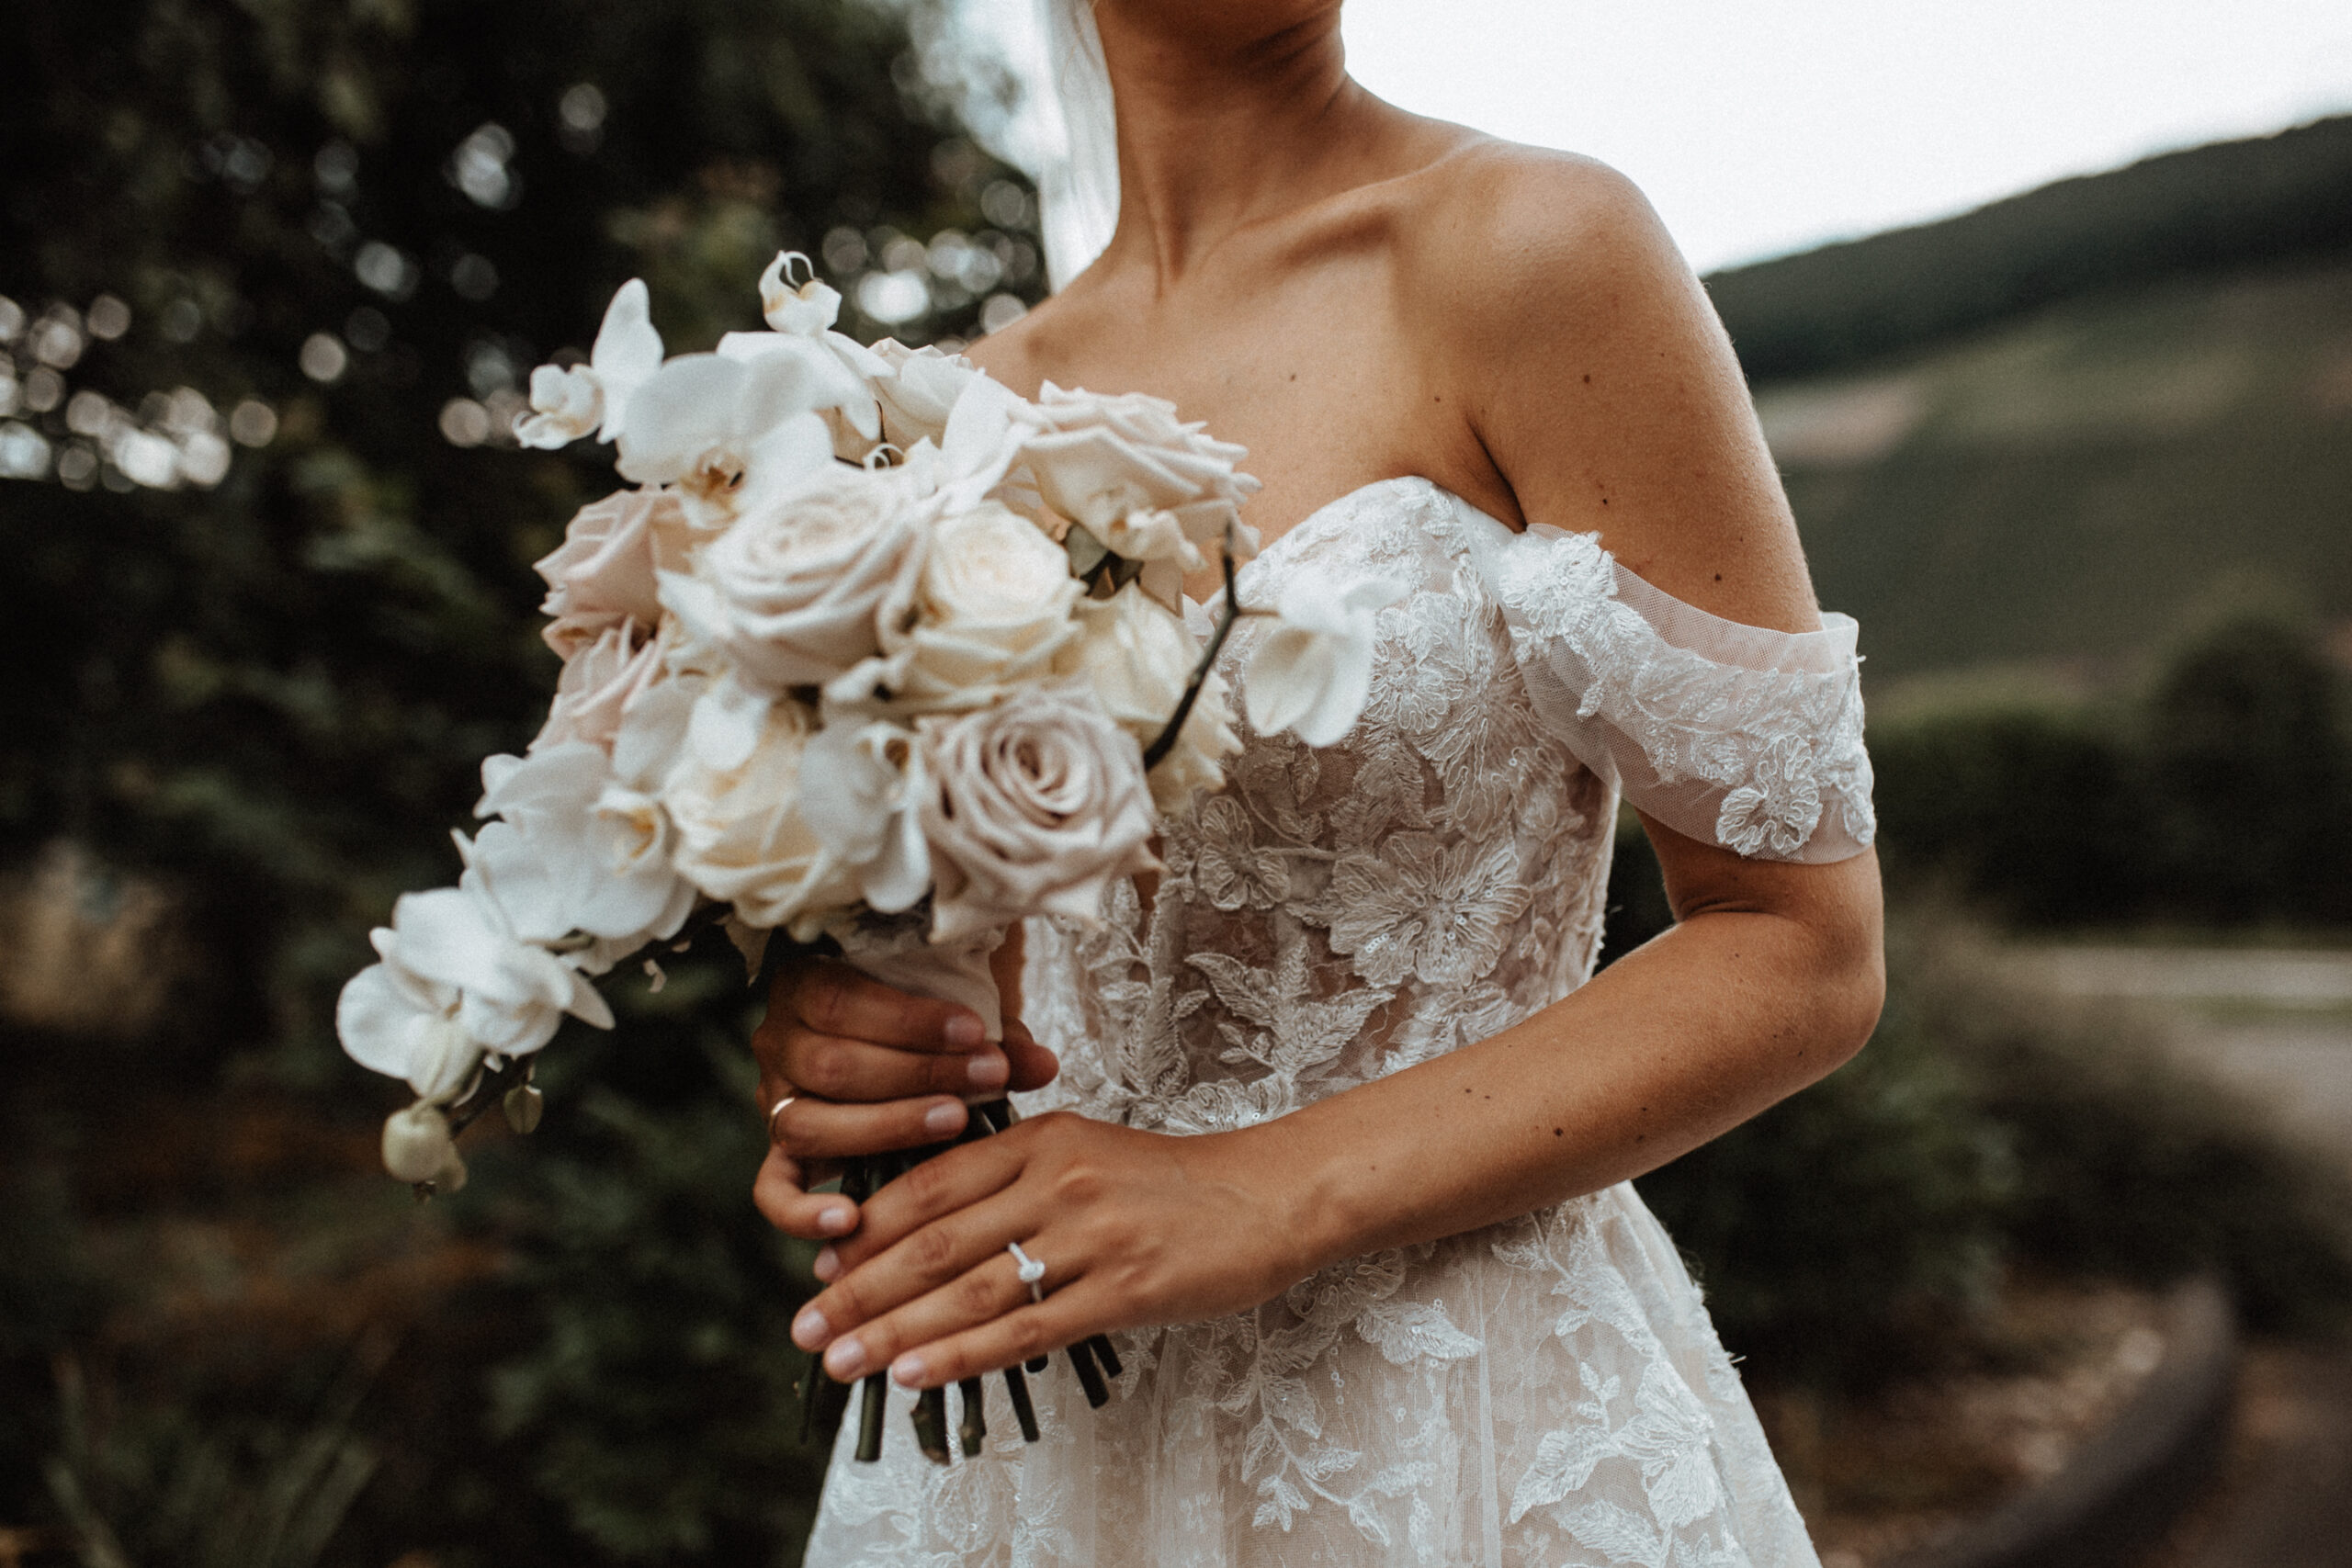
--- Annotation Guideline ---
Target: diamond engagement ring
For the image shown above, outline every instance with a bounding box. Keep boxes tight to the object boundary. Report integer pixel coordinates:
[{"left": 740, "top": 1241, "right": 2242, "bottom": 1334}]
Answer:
[
  {"left": 1008, "top": 1240, "right": 1047, "bottom": 1303},
  {"left": 766, "top": 1094, "right": 798, "bottom": 1145}
]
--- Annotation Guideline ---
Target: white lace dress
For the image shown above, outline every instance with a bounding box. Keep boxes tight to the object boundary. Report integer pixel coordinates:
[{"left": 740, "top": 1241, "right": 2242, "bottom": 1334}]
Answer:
[{"left": 804, "top": 477, "right": 1876, "bottom": 1568}]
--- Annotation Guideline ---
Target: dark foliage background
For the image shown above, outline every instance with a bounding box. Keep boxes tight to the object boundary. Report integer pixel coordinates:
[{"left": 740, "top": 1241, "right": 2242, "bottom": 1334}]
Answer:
[{"left": 0, "top": 0, "right": 1040, "bottom": 1562}]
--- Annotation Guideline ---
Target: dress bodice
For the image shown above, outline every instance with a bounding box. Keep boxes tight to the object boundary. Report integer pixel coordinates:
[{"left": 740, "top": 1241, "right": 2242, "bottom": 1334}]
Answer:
[
  {"left": 808, "top": 476, "right": 1871, "bottom": 1568},
  {"left": 1023, "top": 475, "right": 1874, "bottom": 1135}
]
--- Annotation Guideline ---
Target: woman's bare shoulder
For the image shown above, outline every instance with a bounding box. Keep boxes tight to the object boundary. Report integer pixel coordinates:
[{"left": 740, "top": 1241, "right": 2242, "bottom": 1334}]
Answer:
[{"left": 1388, "top": 141, "right": 1690, "bottom": 322}]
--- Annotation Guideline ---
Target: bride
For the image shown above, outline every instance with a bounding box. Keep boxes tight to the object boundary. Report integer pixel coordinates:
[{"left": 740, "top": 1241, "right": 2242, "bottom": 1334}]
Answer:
[{"left": 754, "top": 1, "right": 1883, "bottom": 1562}]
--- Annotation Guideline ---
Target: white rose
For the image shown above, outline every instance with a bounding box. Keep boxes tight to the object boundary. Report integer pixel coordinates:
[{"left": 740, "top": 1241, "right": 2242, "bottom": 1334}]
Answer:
[
  {"left": 838, "top": 501, "right": 1080, "bottom": 712},
  {"left": 656, "top": 463, "right": 932, "bottom": 693},
  {"left": 514, "top": 278, "right": 664, "bottom": 448},
  {"left": 918, "top": 684, "right": 1159, "bottom": 943},
  {"left": 662, "top": 695, "right": 855, "bottom": 934},
  {"left": 533, "top": 620, "right": 664, "bottom": 751},
  {"left": 869, "top": 340, "right": 983, "bottom": 450},
  {"left": 1057, "top": 585, "right": 1238, "bottom": 812},
  {"left": 533, "top": 488, "right": 695, "bottom": 653},
  {"left": 1244, "top": 576, "right": 1408, "bottom": 746},
  {"left": 1018, "top": 382, "right": 1263, "bottom": 604}
]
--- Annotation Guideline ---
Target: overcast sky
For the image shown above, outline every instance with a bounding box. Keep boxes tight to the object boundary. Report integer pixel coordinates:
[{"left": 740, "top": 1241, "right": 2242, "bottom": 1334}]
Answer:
[{"left": 1340, "top": 0, "right": 2352, "bottom": 272}]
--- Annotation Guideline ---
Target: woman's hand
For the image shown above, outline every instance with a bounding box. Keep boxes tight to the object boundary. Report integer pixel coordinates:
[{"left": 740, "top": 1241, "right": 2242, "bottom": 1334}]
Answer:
[
  {"left": 750, "top": 953, "right": 1059, "bottom": 1243},
  {"left": 786, "top": 1111, "right": 1315, "bottom": 1391}
]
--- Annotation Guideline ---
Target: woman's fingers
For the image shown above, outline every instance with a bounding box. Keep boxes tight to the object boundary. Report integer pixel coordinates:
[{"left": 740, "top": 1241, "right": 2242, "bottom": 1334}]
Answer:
[
  {"left": 1001, "top": 1019, "right": 1060, "bottom": 1095},
  {"left": 822, "top": 1122, "right": 1042, "bottom": 1274},
  {"left": 770, "top": 1026, "right": 1012, "bottom": 1103},
  {"left": 793, "top": 1177, "right": 1031, "bottom": 1351},
  {"left": 752, "top": 1146, "right": 862, "bottom": 1241},
  {"left": 886, "top": 1299, "right": 1094, "bottom": 1392},
  {"left": 804, "top": 1235, "right": 1052, "bottom": 1383},
  {"left": 768, "top": 1091, "right": 977, "bottom": 1160},
  {"left": 771, "top": 958, "right": 987, "bottom": 1052}
]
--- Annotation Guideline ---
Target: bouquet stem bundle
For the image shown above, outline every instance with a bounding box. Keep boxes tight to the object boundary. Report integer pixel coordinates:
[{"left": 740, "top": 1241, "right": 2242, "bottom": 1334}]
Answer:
[{"left": 791, "top": 1092, "right": 1125, "bottom": 1465}]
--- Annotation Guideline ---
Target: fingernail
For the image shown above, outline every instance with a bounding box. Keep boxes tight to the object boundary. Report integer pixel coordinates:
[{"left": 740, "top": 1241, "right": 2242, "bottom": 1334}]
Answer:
[
  {"left": 813, "top": 1247, "right": 840, "bottom": 1282},
  {"left": 924, "top": 1100, "right": 966, "bottom": 1137},
  {"left": 792, "top": 1308, "right": 830, "bottom": 1349},
  {"left": 966, "top": 1052, "right": 1008, "bottom": 1089},
  {"left": 824, "top": 1337, "right": 866, "bottom": 1378},
  {"left": 944, "top": 1014, "right": 984, "bottom": 1049},
  {"left": 890, "top": 1354, "right": 927, "bottom": 1389},
  {"left": 819, "top": 1204, "right": 856, "bottom": 1235}
]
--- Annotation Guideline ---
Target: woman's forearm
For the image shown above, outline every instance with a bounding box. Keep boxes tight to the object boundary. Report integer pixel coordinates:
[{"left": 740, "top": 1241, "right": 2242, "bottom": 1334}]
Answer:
[{"left": 1228, "top": 852, "right": 1885, "bottom": 1279}]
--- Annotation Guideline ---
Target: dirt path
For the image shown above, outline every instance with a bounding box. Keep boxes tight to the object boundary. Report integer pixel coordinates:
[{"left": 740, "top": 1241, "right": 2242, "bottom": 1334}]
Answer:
[
  {"left": 2007, "top": 946, "right": 2352, "bottom": 1176},
  {"left": 2002, "top": 944, "right": 2352, "bottom": 1568}
]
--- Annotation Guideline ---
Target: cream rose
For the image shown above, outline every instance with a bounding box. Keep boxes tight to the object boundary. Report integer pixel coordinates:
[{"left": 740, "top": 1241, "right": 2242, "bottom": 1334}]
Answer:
[
  {"left": 869, "top": 340, "right": 982, "bottom": 450},
  {"left": 1056, "top": 584, "right": 1239, "bottom": 813},
  {"left": 1019, "top": 382, "right": 1264, "bottom": 604},
  {"left": 534, "top": 488, "right": 695, "bottom": 654},
  {"left": 662, "top": 696, "right": 855, "bottom": 934},
  {"left": 847, "top": 500, "right": 1080, "bottom": 712},
  {"left": 532, "top": 619, "right": 664, "bottom": 752},
  {"left": 658, "top": 465, "right": 931, "bottom": 693},
  {"left": 919, "top": 684, "right": 1159, "bottom": 942}
]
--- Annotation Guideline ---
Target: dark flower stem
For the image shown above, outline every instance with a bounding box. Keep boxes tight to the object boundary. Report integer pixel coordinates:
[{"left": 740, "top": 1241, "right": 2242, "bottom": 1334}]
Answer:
[{"left": 1140, "top": 537, "right": 1242, "bottom": 773}]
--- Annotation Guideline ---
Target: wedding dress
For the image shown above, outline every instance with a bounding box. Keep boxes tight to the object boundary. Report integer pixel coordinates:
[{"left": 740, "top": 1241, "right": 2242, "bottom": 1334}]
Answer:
[{"left": 802, "top": 475, "right": 1875, "bottom": 1567}]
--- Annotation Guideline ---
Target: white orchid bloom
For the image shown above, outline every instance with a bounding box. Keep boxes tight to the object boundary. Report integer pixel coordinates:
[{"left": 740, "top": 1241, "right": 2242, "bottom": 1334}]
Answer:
[
  {"left": 795, "top": 720, "right": 932, "bottom": 912},
  {"left": 338, "top": 951, "right": 478, "bottom": 1101},
  {"left": 471, "top": 742, "right": 697, "bottom": 948},
  {"left": 515, "top": 278, "right": 664, "bottom": 448},
  {"left": 758, "top": 250, "right": 844, "bottom": 336},
  {"left": 335, "top": 869, "right": 613, "bottom": 1099},
  {"left": 1244, "top": 576, "right": 1408, "bottom": 747},
  {"left": 613, "top": 351, "right": 838, "bottom": 522}
]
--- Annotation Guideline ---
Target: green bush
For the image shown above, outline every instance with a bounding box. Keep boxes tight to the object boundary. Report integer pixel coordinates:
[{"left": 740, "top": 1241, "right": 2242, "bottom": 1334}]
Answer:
[{"left": 1865, "top": 613, "right": 2352, "bottom": 929}]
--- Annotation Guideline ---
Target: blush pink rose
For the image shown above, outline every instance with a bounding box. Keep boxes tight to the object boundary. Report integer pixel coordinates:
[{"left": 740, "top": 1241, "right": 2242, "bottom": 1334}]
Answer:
[
  {"left": 535, "top": 489, "right": 693, "bottom": 654},
  {"left": 531, "top": 620, "right": 665, "bottom": 752}
]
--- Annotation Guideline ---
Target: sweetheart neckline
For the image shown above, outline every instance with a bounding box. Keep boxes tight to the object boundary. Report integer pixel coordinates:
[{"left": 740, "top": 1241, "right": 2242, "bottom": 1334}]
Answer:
[{"left": 1227, "top": 474, "right": 1860, "bottom": 655}]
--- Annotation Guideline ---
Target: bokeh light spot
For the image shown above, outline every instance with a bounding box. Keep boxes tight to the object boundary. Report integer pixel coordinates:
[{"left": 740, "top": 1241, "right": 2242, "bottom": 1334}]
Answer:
[
  {"left": 160, "top": 299, "right": 203, "bottom": 344},
  {"left": 228, "top": 400, "right": 278, "bottom": 448},
  {"left": 979, "top": 293, "right": 1028, "bottom": 335},
  {"left": 856, "top": 269, "right": 931, "bottom": 325},
  {"left": 300, "top": 333, "right": 349, "bottom": 384},
  {"left": 0, "top": 422, "right": 51, "bottom": 480},
  {"left": 85, "top": 295, "right": 131, "bottom": 341},
  {"left": 356, "top": 243, "right": 419, "bottom": 300},
  {"left": 438, "top": 398, "right": 492, "bottom": 447}
]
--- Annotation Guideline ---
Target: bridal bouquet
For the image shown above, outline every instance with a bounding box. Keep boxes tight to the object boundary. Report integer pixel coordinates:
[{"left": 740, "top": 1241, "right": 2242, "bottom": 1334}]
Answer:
[{"left": 334, "top": 254, "right": 1396, "bottom": 1457}]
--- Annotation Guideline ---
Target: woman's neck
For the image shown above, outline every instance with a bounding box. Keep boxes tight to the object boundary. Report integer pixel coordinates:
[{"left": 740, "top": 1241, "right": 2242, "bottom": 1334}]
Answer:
[{"left": 1090, "top": 4, "right": 1388, "bottom": 285}]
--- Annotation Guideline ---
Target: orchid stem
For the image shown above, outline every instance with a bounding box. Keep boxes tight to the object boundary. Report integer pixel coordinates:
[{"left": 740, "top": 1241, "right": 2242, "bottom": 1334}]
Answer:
[{"left": 1140, "top": 538, "right": 1241, "bottom": 772}]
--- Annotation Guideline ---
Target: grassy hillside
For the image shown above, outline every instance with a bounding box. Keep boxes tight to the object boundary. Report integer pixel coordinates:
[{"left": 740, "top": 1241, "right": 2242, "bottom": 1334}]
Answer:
[
  {"left": 1708, "top": 115, "right": 2352, "bottom": 382},
  {"left": 1705, "top": 119, "right": 2352, "bottom": 684}
]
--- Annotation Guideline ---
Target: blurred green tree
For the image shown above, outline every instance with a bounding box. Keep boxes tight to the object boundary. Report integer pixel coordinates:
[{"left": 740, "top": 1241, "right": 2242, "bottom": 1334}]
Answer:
[
  {"left": 0, "top": 2, "right": 1041, "bottom": 1561},
  {"left": 2144, "top": 615, "right": 2351, "bottom": 924},
  {"left": 0, "top": 0, "right": 1039, "bottom": 1063}
]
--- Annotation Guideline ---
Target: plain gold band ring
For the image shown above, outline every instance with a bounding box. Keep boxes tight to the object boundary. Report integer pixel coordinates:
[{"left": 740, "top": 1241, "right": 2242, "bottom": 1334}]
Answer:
[{"left": 766, "top": 1094, "right": 798, "bottom": 1145}]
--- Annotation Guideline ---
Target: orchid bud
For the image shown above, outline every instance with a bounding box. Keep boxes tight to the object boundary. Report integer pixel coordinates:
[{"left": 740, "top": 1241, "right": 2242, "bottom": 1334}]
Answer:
[
  {"left": 382, "top": 1103, "right": 455, "bottom": 1183},
  {"left": 432, "top": 1148, "right": 469, "bottom": 1195},
  {"left": 503, "top": 1082, "right": 546, "bottom": 1135}
]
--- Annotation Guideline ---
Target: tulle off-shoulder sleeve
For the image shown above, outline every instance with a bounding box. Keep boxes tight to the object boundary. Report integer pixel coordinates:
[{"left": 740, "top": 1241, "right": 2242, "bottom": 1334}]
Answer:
[{"left": 1453, "top": 505, "right": 1875, "bottom": 863}]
